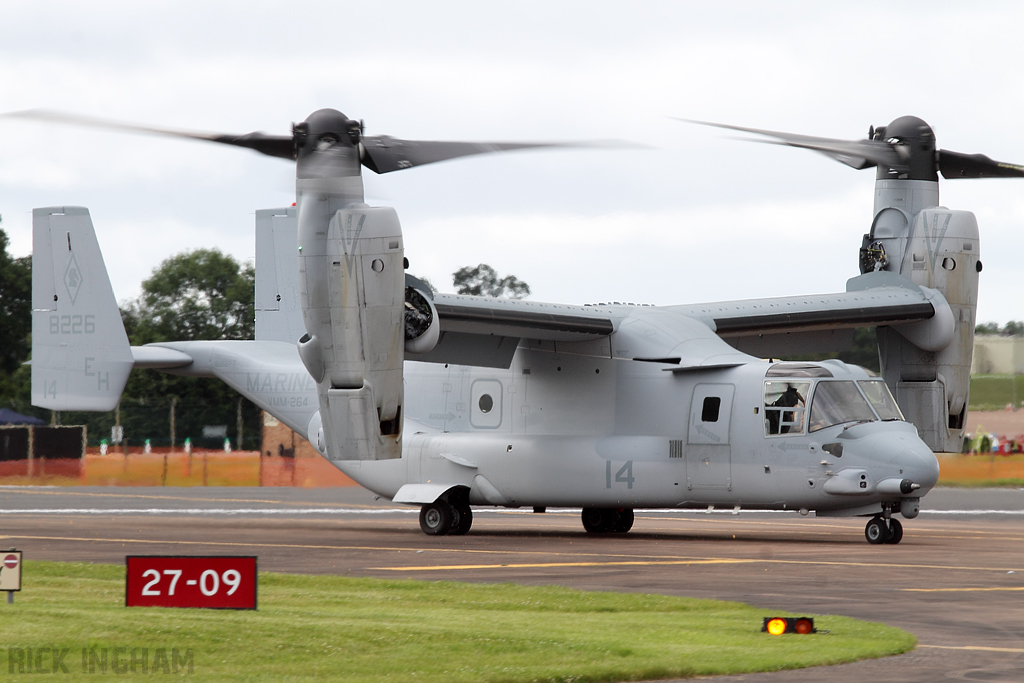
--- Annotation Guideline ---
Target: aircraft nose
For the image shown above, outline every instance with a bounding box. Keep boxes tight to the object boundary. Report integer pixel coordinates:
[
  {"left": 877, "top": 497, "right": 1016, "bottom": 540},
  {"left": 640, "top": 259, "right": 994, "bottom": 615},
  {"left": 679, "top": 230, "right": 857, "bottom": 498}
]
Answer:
[
  {"left": 901, "top": 437, "right": 940, "bottom": 491},
  {"left": 846, "top": 423, "right": 940, "bottom": 491}
]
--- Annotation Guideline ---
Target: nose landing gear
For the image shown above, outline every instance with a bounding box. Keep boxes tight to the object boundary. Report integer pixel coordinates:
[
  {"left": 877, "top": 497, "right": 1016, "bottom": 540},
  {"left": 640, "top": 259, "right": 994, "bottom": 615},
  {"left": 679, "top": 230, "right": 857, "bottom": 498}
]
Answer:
[{"left": 865, "top": 511, "right": 903, "bottom": 545}]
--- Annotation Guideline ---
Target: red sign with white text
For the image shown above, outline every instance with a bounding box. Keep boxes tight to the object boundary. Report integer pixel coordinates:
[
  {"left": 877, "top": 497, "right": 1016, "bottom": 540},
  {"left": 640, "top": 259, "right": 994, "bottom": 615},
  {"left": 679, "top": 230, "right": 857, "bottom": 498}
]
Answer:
[{"left": 126, "top": 556, "right": 257, "bottom": 610}]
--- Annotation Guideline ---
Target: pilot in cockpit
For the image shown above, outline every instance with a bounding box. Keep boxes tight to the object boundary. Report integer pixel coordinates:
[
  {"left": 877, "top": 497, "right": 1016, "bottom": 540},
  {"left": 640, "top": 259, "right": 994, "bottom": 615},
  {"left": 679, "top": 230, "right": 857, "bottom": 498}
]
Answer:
[{"left": 772, "top": 383, "right": 805, "bottom": 434}]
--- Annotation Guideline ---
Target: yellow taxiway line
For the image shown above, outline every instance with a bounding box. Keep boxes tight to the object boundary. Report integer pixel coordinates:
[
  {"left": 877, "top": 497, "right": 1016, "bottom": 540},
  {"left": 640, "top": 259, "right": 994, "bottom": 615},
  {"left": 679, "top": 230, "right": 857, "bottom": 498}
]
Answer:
[
  {"left": 373, "top": 557, "right": 1024, "bottom": 573},
  {"left": 919, "top": 644, "right": 1024, "bottom": 654},
  {"left": 902, "top": 586, "right": 1024, "bottom": 592},
  {"left": 376, "top": 559, "right": 757, "bottom": 571}
]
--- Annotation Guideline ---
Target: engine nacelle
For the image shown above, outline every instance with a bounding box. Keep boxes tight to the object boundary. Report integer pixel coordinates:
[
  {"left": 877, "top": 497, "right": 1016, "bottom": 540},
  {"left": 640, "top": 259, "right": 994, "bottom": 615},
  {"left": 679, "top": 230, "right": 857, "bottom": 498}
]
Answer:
[
  {"left": 404, "top": 276, "right": 440, "bottom": 355},
  {"left": 298, "top": 199, "right": 404, "bottom": 461},
  {"left": 862, "top": 180, "right": 979, "bottom": 452}
]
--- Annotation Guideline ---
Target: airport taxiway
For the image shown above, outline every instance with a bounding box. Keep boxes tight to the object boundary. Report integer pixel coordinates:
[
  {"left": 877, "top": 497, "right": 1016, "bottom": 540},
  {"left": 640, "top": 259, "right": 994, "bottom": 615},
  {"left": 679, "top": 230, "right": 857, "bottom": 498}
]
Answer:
[{"left": 0, "top": 485, "right": 1021, "bottom": 682}]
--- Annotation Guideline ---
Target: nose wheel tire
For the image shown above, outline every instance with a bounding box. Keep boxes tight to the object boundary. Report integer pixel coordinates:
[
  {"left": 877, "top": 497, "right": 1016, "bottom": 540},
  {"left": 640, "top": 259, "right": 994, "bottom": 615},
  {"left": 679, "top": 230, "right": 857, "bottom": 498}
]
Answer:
[
  {"left": 865, "top": 517, "right": 888, "bottom": 544},
  {"left": 865, "top": 516, "right": 903, "bottom": 544},
  {"left": 884, "top": 518, "right": 903, "bottom": 544}
]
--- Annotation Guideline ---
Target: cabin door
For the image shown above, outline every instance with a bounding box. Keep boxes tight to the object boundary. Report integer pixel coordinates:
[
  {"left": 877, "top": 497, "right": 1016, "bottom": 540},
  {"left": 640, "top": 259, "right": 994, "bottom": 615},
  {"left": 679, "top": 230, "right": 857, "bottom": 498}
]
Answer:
[{"left": 686, "top": 383, "right": 734, "bottom": 490}]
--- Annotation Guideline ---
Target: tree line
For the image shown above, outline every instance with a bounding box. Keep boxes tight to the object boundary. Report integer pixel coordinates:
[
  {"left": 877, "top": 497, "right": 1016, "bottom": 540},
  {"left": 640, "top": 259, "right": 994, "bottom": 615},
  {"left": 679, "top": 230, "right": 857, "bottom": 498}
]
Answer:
[{"left": 975, "top": 321, "right": 1024, "bottom": 336}]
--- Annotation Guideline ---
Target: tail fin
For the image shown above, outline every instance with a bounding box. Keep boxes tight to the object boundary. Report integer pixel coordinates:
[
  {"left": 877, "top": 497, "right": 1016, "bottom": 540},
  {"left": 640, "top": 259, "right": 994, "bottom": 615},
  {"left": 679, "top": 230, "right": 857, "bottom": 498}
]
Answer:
[
  {"left": 254, "top": 206, "right": 305, "bottom": 343},
  {"left": 31, "top": 207, "right": 133, "bottom": 411}
]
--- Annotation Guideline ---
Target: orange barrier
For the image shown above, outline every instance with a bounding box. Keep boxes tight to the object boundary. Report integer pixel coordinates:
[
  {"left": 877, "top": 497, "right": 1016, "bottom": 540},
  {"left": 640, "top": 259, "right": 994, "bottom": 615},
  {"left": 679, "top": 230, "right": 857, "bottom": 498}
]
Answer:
[
  {"left": 0, "top": 458, "right": 83, "bottom": 483},
  {"left": 0, "top": 449, "right": 357, "bottom": 488},
  {"left": 3, "top": 450, "right": 1018, "bottom": 488},
  {"left": 937, "top": 453, "right": 1024, "bottom": 485}
]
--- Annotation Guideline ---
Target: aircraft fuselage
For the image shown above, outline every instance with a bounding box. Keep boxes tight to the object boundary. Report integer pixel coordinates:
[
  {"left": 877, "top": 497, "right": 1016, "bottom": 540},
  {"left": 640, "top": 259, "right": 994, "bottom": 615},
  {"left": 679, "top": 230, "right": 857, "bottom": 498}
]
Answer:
[{"left": 332, "top": 350, "right": 939, "bottom": 519}]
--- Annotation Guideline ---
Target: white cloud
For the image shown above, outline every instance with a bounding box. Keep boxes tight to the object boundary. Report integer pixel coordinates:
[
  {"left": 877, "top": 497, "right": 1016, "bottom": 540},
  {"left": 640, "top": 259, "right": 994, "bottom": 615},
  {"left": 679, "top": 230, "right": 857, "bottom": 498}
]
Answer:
[{"left": 1, "top": 0, "right": 1023, "bottom": 323}]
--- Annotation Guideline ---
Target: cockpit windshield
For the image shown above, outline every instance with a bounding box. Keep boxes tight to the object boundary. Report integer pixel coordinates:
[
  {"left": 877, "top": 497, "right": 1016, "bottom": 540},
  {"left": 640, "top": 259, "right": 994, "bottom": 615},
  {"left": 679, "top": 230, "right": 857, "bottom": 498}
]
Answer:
[
  {"left": 858, "top": 380, "right": 904, "bottom": 421},
  {"left": 808, "top": 381, "right": 877, "bottom": 432}
]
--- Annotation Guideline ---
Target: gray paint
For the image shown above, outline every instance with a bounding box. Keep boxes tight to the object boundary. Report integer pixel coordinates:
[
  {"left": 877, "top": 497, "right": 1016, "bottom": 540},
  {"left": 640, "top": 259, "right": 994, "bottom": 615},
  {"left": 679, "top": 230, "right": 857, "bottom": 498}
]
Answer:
[{"left": 31, "top": 206, "right": 942, "bottom": 534}]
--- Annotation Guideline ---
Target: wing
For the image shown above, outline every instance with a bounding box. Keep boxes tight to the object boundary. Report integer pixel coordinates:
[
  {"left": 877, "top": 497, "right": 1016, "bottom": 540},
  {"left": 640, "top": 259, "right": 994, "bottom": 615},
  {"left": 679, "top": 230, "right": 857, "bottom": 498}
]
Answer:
[
  {"left": 419, "top": 294, "right": 757, "bottom": 370},
  {"left": 411, "top": 271, "right": 951, "bottom": 368},
  {"left": 669, "top": 271, "right": 951, "bottom": 357},
  {"left": 410, "top": 294, "right": 616, "bottom": 368}
]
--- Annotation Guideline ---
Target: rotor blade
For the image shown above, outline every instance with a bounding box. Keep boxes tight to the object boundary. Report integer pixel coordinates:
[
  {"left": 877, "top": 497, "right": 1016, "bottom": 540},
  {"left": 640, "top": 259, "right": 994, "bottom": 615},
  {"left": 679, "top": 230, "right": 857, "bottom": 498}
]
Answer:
[
  {"left": 2, "top": 109, "right": 295, "bottom": 160},
  {"left": 938, "top": 149, "right": 1024, "bottom": 179},
  {"left": 360, "top": 137, "right": 616, "bottom": 174},
  {"left": 681, "top": 118, "right": 903, "bottom": 171}
]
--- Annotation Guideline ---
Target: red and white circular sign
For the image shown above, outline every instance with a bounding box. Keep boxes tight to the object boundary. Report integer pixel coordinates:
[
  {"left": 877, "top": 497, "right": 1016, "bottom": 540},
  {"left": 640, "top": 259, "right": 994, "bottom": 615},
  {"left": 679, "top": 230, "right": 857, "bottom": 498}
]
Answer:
[{"left": 4, "top": 554, "right": 18, "bottom": 569}]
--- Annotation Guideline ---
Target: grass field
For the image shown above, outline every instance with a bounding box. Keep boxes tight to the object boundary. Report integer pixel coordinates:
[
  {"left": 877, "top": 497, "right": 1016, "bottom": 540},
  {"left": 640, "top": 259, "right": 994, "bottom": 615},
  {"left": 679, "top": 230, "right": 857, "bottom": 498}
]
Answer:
[{"left": 0, "top": 561, "right": 915, "bottom": 682}]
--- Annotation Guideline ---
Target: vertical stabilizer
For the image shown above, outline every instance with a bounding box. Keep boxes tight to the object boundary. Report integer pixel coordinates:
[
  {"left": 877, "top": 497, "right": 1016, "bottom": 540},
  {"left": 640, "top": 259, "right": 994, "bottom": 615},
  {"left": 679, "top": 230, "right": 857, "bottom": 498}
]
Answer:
[
  {"left": 31, "top": 207, "right": 133, "bottom": 411},
  {"left": 254, "top": 206, "right": 305, "bottom": 343}
]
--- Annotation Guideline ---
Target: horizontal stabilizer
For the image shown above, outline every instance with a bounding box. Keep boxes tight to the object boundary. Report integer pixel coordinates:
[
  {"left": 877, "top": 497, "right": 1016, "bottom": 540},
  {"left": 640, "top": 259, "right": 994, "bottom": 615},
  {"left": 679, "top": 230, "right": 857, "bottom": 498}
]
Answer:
[
  {"left": 31, "top": 207, "right": 133, "bottom": 411},
  {"left": 131, "top": 346, "right": 193, "bottom": 369}
]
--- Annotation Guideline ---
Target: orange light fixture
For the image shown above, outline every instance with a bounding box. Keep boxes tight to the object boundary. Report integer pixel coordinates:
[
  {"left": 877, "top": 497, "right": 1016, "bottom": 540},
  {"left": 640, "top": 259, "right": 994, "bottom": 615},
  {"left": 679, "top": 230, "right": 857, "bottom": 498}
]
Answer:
[
  {"left": 762, "top": 617, "right": 815, "bottom": 635},
  {"left": 794, "top": 618, "right": 814, "bottom": 634}
]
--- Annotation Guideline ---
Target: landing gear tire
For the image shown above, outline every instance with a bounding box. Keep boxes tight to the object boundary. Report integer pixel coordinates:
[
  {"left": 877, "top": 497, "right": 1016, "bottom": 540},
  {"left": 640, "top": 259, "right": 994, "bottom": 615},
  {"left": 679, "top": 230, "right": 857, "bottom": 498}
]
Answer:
[
  {"left": 582, "top": 507, "right": 634, "bottom": 533},
  {"left": 612, "top": 508, "right": 634, "bottom": 533},
  {"left": 865, "top": 517, "right": 890, "bottom": 545},
  {"left": 420, "top": 502, "right": 455, "bottom": 535},
  {"left": 884, "top": 518, "right": 903, "bottom": 545},
  {"left": 582, "top": 507, "right": 612, "bottom": 533},
  {"left": 450, "top": 505, "right": 473, "bottom": 535}
]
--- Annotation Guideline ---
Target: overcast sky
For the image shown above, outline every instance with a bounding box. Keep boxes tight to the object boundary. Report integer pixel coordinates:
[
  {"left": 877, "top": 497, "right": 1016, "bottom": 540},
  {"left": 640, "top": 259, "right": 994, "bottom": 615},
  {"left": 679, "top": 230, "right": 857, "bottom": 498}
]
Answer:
[{"left": 2, "top": 1, "right": 1022, "bottom": 325}]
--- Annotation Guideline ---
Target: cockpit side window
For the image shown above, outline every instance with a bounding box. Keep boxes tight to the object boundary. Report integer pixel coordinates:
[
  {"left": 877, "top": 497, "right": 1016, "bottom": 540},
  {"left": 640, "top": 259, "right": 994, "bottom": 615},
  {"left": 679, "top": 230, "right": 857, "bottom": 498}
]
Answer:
[
  {"left": 858, "top": 380, "right": 904, "bottom": 421},
  {"left": 808, "top": 381, "right": 877, "bottom": 432},
  {"left": 764, "top": 381, "right": 810, "bottom": 435}
]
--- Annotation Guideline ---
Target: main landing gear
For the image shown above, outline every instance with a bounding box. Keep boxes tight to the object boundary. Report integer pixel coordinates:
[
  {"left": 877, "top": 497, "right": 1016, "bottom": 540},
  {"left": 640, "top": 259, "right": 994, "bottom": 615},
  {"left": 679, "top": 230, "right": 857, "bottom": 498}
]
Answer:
[
  {"left": 864, "top": 515, "right": 903, "bottom": 545},
  {"left": 581, "top": 507, "right": 634, "bottom": 533},
  {"left": 419, "top": 498, "right": 473, "bottom": 536}
]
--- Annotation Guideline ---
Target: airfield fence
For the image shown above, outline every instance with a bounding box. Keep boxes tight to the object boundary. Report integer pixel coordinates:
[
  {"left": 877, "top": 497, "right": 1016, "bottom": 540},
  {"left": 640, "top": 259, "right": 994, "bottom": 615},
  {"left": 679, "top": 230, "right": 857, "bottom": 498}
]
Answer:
[{"left": 0, "top": 444, "right": 356, "bottom": 487}]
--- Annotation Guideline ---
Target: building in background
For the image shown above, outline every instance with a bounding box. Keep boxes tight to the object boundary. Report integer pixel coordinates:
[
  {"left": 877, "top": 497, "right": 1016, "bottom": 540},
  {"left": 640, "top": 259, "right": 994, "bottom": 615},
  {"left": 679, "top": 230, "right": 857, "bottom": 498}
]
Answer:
[{"left": 972, "top": 336, "right": 1024, "bottom": 375}]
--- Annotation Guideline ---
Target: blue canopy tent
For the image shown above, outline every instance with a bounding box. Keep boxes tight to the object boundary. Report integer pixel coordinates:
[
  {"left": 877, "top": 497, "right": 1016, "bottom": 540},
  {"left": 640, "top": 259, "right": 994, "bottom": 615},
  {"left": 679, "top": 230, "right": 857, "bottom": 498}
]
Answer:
[{"left": 0, "top": 409, "right": 46, "bottom": 426}]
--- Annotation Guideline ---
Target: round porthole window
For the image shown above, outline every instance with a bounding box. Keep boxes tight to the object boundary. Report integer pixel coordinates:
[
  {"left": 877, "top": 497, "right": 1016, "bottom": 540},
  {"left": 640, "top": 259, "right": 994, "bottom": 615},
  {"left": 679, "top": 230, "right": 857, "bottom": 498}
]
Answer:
[{"left": 478, "top": 394, "right": 494, "bottom": 413}]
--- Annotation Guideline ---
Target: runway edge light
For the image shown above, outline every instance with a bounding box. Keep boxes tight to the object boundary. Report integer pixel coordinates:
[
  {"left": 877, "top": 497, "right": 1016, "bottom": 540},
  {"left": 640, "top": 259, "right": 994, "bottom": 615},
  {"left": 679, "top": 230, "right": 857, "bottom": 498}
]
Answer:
[{"left": 762, "top": 617, "right": 815, "bottom": 635}]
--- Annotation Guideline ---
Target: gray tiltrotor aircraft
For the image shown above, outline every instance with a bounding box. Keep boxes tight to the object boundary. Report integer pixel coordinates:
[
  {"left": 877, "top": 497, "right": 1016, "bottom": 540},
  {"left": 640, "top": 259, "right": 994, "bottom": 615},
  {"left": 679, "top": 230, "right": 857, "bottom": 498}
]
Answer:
[{"left": 24, "top": 111, "right": 1024, "bottom": 543}]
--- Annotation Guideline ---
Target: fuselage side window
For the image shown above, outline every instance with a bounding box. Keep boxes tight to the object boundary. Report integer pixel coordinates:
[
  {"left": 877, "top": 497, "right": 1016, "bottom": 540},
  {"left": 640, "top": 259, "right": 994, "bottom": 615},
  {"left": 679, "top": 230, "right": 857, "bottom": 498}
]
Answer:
[
  {"left": 764, "top": 381, "right": 809, "bottom": 435},
  {"left": 702, "top": 396, "right": 721, "bottom": 423}
]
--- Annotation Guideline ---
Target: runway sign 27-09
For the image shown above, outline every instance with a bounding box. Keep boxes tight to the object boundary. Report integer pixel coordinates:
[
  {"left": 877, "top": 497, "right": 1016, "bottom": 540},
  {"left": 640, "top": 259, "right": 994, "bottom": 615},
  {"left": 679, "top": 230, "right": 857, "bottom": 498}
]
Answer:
[{"left": 126, "top": 556, "right": 257, "bottom": 610}]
